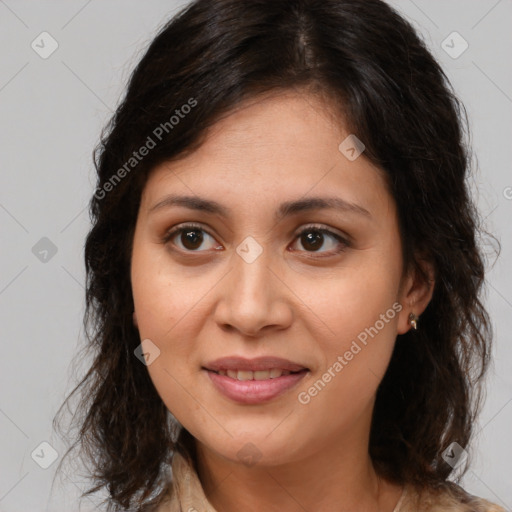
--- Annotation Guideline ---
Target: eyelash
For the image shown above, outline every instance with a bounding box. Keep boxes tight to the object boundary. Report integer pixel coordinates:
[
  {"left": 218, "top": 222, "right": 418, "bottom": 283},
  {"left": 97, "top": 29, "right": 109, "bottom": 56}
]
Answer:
[{"left": 162, "top": 223, "right": 350, "bottom": 257}]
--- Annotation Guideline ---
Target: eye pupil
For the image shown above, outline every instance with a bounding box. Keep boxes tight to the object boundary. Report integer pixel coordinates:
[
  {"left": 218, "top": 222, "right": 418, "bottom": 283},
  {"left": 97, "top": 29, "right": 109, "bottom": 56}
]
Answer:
[
  {"left": 182, "top": 229, "right": 203, "bottom": 250},
  {"left": 301, "top": 230, "right": 323, "bottom": 251}
]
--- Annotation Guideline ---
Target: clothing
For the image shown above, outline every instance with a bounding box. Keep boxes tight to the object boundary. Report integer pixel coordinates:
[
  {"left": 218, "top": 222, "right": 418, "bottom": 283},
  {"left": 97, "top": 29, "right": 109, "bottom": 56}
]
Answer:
[{"left": 155, "top": 451, "right": 507, "bottom": 512}]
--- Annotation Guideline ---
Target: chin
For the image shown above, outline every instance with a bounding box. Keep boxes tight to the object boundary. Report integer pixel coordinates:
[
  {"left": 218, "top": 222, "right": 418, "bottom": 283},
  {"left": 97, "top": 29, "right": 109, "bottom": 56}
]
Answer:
[{"left": 195, "top": 430, "right": 304, "bottom": 468}]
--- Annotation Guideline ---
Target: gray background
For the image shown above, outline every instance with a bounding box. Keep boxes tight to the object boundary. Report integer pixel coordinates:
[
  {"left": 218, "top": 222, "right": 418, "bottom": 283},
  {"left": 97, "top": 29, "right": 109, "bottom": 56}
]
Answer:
[{"left": 0, "top": 1, "right": 511, "bottom": 510}]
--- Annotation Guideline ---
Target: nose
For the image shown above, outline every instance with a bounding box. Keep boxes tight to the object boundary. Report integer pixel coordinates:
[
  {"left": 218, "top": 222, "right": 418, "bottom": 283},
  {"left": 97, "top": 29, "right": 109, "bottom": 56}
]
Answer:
[{"left": 213, "top": 246, "right": 293, "bottom": 338}]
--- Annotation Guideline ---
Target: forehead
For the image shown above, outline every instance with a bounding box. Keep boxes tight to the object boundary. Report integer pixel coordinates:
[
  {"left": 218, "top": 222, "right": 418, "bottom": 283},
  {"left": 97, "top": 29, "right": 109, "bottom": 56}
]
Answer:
[{"left": 142, "top": 91, "right": 393, "bottom": 219}]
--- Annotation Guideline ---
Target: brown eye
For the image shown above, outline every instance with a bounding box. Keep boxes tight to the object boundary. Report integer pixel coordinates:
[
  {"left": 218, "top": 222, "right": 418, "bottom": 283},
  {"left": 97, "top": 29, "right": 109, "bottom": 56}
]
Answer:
[
  {"left": 291, "top": 226, "right": 349, "bottom": 256},
  {"left": 179, "top": 228, "right": 204, "bottom": 250},
  {"left": 163, "top": 224, "right": 221, "bottom": 252},
  {"left": 300, "top": 230, "right": 324, "bottom": 251}
]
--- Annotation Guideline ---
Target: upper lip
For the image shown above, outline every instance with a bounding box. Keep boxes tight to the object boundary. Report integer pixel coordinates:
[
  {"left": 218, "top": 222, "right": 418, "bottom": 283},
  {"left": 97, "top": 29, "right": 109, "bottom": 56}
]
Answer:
[{"left": 203, "top": 356, "right": 308, "bottom": 372}]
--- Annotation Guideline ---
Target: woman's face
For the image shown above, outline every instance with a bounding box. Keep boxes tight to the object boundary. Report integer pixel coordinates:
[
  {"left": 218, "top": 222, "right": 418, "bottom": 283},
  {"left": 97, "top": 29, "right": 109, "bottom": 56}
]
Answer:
[{"left": 131, "top": 90, "right": 425, "bottom": 466}]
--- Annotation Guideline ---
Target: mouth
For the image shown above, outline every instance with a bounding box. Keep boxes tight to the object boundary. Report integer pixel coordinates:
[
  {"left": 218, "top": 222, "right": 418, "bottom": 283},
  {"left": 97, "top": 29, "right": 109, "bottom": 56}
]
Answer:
[
  {"left": 203, "top": 355, "right": 309, "bottom": 373},
  {"left": 202, "top": 356, "right": 309, "bottom": 404},
  {"left": 208, "top": 368, "right": 306, "bottom": 380}
]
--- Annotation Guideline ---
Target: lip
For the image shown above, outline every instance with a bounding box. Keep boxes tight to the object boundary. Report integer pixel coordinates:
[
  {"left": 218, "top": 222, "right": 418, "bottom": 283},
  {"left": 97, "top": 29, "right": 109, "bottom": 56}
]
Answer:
[
  {"left": 203, "top": 356, "right": 310, "bottom": 405},
  {"left": 204, "top": 368, "right": 309, "bottom": 405},
  {"left": 203, "top": 356, "right": 308, "bottom": 372}
]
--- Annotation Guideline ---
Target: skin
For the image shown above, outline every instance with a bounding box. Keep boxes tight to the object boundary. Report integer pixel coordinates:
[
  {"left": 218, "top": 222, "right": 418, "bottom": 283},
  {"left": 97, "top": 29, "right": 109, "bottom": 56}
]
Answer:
[{"left": 130, "top": 89, "right": 435, "bottom": 512}]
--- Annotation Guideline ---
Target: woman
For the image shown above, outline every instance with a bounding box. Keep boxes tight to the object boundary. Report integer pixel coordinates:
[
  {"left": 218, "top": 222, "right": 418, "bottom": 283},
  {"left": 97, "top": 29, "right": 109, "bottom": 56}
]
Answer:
[{"left": 53, "top": 0, "right": 506, "bottom": 510}]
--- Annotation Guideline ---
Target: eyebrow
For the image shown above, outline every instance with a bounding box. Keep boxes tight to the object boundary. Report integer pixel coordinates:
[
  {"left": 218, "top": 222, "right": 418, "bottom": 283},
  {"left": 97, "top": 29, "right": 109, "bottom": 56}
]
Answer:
[{"left": 149, "top": 194, "right": 372, "bottom": 221}]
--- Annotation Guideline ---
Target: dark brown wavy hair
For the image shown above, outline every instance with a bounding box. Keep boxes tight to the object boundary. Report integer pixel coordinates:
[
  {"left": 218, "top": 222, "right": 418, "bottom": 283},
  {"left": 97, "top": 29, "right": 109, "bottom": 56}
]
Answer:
[{"left": 52, "top": 0, "right": 500, "bottom": 510}]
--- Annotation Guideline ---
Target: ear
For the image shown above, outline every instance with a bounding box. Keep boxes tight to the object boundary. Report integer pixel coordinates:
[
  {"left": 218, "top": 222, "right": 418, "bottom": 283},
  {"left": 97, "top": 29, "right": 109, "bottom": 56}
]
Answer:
[
  {"left": 133, "top": 311, "right": 138, "bottom": 328},
  {"left": 396, "top": 255, "right": 435, "bottom": 335}
]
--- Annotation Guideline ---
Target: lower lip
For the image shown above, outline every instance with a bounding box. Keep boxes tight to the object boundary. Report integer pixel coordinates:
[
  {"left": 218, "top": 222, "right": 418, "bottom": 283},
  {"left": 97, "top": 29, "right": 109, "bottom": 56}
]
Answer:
[{"left": 204, "top": 369, "right": 308, "bottom": 405}]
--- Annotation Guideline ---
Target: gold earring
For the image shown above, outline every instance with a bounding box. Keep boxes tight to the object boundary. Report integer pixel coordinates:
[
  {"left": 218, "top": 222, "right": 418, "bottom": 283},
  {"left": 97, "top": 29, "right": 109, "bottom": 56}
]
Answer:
[{"left": 408, "top": 312, "right": 419, "bottom": 330}]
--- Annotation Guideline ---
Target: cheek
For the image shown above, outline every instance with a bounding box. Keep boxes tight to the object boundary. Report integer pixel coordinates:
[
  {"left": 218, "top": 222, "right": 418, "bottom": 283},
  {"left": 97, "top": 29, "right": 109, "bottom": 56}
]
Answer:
[
  {"left": 131, "top": 243, "right": 199, "bottom": 419},
  {"left": 296, "top": 297, "right": 400, "bottom": 426},
  {"left": 130, "top": 239, "right": 211, "bottom": 400},
  {"left": 131, "top": 240, "right": 192, "bottom": 339},
  {"left": 306, "top": 250, "right": 402, "bottom": 395},
  {"left": 318, "top": 251, "right": 400, "bottom": 338}
]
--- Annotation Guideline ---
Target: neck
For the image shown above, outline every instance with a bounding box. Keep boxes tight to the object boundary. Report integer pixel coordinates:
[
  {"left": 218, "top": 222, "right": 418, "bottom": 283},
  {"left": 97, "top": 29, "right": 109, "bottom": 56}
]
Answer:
[{"left": 194, "top": 423, "right": 402, "bottom": 512}]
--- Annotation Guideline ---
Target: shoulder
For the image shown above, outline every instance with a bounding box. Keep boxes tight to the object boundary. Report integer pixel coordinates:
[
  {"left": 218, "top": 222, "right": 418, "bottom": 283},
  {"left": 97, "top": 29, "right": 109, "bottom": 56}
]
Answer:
[{"left": 400, "top": 481, "right": 507, "bottom": 512}]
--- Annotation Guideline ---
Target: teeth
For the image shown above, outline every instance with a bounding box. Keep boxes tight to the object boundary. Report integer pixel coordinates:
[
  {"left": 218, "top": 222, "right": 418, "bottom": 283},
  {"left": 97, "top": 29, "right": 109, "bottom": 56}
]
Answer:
[
  {"left": 237, "top": 370, "right": 254, "bottom": 381},
  {"left": 218, "top": 368, "right": 294, "bottom": 380}
]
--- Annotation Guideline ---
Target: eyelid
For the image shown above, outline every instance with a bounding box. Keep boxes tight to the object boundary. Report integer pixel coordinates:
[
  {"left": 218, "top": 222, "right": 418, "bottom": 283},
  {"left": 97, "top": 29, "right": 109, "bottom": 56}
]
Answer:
[
  {"left": 162, "top": 222, "right": 216, "bottom": 243},
  {"left": 293, "top": 223, "right": 349, "bottom": 242}
]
